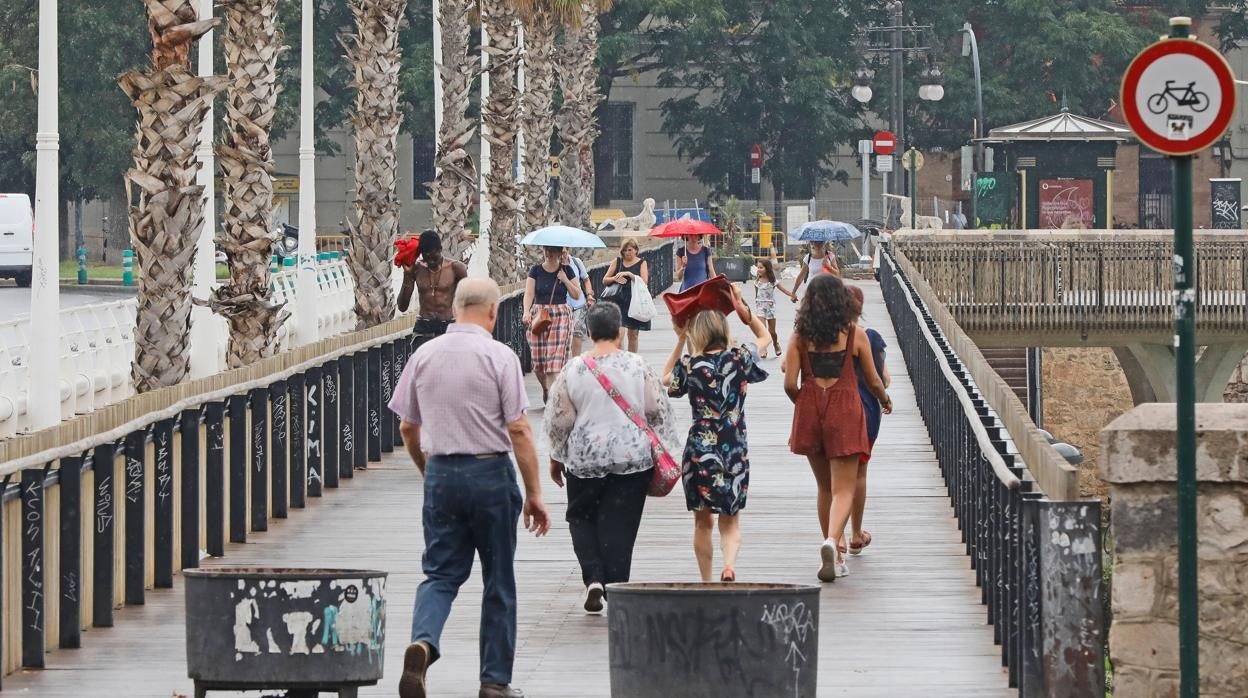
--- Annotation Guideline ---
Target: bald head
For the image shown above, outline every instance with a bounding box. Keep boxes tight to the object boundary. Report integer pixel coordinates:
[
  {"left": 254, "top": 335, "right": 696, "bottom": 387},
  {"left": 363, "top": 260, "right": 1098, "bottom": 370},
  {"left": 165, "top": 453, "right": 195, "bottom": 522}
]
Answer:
[{"left": 454, "top": 277, "right": 502, "bottom": 330}]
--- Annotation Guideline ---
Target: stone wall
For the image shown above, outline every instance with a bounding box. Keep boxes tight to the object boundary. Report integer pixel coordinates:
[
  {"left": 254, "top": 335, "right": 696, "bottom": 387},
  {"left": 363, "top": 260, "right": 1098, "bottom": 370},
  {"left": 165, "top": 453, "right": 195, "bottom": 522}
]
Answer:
[
  {"left": 1043, "top": 347, "right": 1135, "bottom": 498},
  {"left": 1222, "top": 356, "right": 1248, "bottom": 403},
  {"left": 1099, "top": 404, "right": 1248, "bottom": 696}
]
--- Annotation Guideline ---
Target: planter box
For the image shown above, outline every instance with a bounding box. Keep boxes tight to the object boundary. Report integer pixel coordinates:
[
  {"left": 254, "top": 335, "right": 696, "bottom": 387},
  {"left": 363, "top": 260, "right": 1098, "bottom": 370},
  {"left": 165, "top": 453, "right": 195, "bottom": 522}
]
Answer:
[{"left": 607, "top": 582, "right": 821, "bottom": 698}]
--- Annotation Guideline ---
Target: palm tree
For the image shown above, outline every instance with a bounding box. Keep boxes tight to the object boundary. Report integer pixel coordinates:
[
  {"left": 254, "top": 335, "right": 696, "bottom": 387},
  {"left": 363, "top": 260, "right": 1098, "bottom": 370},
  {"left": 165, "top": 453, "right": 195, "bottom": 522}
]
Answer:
[
  {"left": 211, "top": 0, "right": 287, "bottom": 367},
  {"left": 553, "top": 0, "right": 611, "bottom": 231},
  {"left": 344, "top": 0, "right": 407, "bottom": 328},
  {"left": 481, "top": 0, "right": 522, "bottom": 283},
  {"left": 430, "top": 0, "right": 477, "bottom": 264},
  {"left": 118, "top": 0, "right": 226, "bottom": 393},
  {"left": 514, "top": 0, "right": 579, "bottom": 237}
]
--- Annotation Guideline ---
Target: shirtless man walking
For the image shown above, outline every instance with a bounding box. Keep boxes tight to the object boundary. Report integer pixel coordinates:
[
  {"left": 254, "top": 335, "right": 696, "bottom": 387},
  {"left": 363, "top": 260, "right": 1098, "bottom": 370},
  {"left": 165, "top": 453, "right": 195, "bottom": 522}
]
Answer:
[{"left": 398, "top": 230, "right": 469, "bottom": 351}]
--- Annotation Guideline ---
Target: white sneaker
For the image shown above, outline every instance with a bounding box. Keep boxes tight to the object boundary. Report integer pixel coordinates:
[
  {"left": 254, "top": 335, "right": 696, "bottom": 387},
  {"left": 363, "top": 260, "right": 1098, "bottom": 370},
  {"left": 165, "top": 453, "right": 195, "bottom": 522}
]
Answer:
[
  {"left": 835, "top": 559, "right": 850, "bottom": 578},
  {"left": 583, "top": 582, "right": 605, "bottom": 614},
  {"left": 817, "top": 541, "right": 838, "bottom": 583}
]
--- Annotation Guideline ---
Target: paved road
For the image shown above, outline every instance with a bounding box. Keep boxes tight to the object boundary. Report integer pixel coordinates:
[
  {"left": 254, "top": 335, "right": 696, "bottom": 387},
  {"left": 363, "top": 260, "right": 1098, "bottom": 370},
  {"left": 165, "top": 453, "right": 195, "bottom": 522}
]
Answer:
[
  {"left": 3, "top": 281, "right": 1010, "bottom": 697},
  {"left": 0, "top": 284, "right": 132, "bottom": 319}
]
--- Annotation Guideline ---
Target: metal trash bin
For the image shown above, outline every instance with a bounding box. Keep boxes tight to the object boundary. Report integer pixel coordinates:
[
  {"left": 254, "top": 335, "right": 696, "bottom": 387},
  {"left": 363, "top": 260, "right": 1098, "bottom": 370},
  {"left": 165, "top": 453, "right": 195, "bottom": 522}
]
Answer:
[
  {"left": 184, "top": 567, "right": 388, "bottom": 698},
  {"left": 606, "top": 582, "right": 821, "bottom": 698}
]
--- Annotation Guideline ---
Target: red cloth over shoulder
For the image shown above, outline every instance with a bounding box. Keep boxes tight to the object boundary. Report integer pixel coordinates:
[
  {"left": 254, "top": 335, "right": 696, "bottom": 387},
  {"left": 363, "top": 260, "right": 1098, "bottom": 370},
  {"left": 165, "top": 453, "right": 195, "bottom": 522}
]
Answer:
[
  {"left": 663, "top": 275, "right": 751, "bottom": 327},
  {"left": 394, "top": 237, "right": 421, "bottom": 267}
]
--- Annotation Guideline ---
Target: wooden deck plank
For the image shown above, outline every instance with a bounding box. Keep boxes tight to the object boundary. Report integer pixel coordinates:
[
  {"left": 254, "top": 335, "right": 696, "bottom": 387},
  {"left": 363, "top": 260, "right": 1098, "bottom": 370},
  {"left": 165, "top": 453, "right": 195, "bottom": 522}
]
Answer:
[{"left": 2, "top": 281, "right": 1010, "bottom": 697}]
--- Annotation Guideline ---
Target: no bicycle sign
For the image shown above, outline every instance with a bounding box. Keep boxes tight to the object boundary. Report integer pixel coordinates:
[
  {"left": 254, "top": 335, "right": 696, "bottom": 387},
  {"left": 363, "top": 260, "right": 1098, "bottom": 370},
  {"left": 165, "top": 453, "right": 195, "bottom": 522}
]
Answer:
[{"left": 1120, "top": 28, "right": 1237, "bottom": 156}]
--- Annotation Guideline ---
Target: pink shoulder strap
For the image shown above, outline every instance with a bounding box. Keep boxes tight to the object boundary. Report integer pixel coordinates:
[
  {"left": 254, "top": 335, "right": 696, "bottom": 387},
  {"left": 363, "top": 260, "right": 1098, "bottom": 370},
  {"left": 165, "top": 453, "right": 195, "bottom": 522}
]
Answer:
[{"left": 582, "top": 356, "right": 665, "bottom": 451}]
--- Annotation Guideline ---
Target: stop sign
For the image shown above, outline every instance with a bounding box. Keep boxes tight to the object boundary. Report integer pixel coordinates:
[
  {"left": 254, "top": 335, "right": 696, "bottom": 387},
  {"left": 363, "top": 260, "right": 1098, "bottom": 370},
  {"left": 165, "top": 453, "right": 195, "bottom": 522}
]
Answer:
[
  {"left": 749, "top": 144, "right": 764, "bottom": 168},
  {"left": 872, "top": 131, "right": 897, "bottom": 156}
]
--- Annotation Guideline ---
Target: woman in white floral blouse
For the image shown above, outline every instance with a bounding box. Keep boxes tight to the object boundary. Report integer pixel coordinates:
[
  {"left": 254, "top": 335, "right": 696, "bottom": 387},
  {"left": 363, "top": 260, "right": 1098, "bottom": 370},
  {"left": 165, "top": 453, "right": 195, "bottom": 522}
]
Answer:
[{"left": 544, "top": 303, "right": 679, "bottom": 614}]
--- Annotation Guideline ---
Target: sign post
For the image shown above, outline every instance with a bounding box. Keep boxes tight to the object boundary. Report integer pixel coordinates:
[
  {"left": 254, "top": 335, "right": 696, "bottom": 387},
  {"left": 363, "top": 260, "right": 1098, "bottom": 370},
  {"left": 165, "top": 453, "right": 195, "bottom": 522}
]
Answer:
[
  {"left": 1121, "top": 17, "right": 1238, "bottom": 697},
  {"left": 902, "top": 148, "right": 924, "bottom": 228},
  {"left": 858, "top": 139, "right": 873, "bottom": 220},
  {"left": 749, "top": 144, "right": 763, "bottom": 197}
]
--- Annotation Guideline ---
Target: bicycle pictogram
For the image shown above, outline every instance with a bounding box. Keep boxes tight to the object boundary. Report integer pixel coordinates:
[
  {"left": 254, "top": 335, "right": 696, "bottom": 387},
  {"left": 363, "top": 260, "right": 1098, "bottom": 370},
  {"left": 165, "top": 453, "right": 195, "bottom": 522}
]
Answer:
[{"left": 1146, "top": 80, "right": 1210, "bottom": 114}]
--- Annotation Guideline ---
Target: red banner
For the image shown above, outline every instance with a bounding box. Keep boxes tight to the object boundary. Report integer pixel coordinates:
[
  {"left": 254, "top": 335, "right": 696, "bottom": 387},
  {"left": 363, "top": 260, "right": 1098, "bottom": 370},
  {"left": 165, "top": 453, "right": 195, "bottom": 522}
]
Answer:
[{"left": 1038, "top": 179, "right": 1094, "bottom": 229}]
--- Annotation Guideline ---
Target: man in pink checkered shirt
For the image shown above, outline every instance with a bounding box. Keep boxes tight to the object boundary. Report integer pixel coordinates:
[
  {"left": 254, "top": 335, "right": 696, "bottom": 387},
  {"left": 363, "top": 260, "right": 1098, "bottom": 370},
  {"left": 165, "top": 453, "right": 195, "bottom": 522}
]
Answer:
[{"left": 389, "top": 278, "right": 550, "bottom": 698}]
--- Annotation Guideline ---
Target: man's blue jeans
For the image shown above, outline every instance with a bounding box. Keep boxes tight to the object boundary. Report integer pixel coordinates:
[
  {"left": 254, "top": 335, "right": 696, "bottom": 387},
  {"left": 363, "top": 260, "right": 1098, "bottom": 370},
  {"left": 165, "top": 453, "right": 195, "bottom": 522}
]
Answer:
[{"left": 410, "top": 454, "right": 523, "bottom": 684}]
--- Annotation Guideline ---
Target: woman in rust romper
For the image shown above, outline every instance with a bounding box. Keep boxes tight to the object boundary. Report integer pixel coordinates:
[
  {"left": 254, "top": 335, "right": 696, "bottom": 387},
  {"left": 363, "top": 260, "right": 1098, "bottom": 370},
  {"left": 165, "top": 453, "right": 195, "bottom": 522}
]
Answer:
[{"left": 783, "top": 275, "right": 891, "bottom": 583}]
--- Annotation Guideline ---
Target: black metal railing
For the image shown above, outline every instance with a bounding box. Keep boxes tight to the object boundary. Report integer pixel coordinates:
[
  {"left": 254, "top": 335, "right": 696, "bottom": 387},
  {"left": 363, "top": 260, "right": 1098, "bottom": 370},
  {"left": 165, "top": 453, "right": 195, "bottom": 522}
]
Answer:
[
  {"left": 880, "top": 248, "right": 1105, "bottom": 697},
  {"left": 0, "top": 241, "right": 676, "bottom": 684}
]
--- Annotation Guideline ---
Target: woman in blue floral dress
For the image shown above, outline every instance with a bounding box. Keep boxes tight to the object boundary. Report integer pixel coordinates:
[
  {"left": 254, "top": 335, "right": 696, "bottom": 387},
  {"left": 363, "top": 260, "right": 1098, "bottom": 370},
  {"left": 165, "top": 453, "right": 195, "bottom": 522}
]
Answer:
[{"left": 663, "top": 290, "right": 772, "bottom": 582}]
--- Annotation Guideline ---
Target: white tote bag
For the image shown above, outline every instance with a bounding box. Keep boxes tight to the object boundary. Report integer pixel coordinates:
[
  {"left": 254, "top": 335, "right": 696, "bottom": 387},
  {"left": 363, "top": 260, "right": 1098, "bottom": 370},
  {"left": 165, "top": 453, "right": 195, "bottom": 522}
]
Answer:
[{"left": 628, "top": 279, "right": 657, "bottom": 323}]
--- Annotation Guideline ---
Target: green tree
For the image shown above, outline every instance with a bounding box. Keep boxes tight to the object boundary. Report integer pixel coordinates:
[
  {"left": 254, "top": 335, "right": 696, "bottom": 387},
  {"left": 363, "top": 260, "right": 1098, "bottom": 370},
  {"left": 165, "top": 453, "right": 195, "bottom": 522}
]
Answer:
[
  {"left": 0, "top": 1, "right": 434, "bottom": 260},
  {"left": 651, "top": 0, "right": 868, "bottom": 209},
  {"left": 905, "top": 0, "right": 1248, "bottom": 148},
  {"left": 0, "top": 0, "right": 148, "bottom": 253}
]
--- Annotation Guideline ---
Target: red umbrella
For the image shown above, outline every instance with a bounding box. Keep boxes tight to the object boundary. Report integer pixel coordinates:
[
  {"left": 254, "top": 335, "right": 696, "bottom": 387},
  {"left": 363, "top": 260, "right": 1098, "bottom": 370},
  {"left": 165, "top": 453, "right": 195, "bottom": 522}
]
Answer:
[{"left": 649, "top": 218, "right": 722, "bottom": 238}]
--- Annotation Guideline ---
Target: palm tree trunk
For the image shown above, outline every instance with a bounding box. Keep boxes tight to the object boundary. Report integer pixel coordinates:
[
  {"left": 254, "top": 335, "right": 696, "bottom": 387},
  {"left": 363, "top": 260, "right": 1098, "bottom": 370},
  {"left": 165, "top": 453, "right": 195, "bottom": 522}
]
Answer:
[
  {"left": 519, "top": 6, "right": 556, "bottom": 235},
  {"left": 554, "top": 0, "right": 602, "bottom": 231},
  {"left": 344, "top": 0, "right": 407, "bottom": 328},
  {"left": 431, "top": 0, "right": 476, "bottom": 264},
  {"left": 119, "top": 0, "right": 226, "bottom": 393},
  {"left": 211, "top": 0, "right": 288, "bottom": 367},
  {"left": 482, "top": 0, "right": 522, "bottom": 283}
]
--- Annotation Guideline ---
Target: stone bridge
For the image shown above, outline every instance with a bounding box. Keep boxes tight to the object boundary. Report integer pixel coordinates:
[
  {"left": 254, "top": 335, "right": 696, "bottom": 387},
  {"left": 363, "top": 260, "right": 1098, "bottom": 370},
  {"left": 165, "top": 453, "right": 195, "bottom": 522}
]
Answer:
[{"left": 895, "top": 230, "right": 1248, "bottom": 403}]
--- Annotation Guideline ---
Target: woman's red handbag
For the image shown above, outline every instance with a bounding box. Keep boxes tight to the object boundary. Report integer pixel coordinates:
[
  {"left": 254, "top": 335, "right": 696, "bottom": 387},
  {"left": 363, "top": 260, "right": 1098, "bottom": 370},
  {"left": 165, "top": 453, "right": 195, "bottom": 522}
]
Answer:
[{"left": 662, "top": 274, "right": 751, "bottom": 327}]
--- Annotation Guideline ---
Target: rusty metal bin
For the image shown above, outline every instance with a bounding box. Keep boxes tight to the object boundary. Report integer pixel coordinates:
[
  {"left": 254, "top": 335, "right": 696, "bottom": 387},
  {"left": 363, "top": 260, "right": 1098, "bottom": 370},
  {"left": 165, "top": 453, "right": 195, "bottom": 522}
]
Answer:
[
  {"left": 606, "top": 582, "right": 821, "bottom": 698},
  {"left": 183, "top": 568, "right": 388, "bottom": 697}
]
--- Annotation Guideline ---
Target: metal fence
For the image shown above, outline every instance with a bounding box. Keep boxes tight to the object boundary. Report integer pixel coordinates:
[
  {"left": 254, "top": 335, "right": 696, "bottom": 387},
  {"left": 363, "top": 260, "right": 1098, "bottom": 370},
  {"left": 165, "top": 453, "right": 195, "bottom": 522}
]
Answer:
[
  {"left": 0, "top": 257, "right": 383, "bottom": 441},
  {"left": 896, "top": 231, "right": 1248, "bottom": 339},
  {"left": 880, "top": 248, "right": 1104, "bottom": 696},
  {"left": 0, "top": 240, "right": 674, "bottom": 683}
]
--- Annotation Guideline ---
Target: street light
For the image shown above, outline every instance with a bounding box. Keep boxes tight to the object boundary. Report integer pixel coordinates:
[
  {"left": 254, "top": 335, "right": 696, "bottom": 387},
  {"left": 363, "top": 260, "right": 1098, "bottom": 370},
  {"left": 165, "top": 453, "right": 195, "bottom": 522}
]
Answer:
[
  {"left": 852, "top": 65, "right": 875, "bottom": 104},
  {"left": 961, "top": 21, "right": 985, "bottom": 229},
  {"left": 853, "top": 2, "right": 943, "bottom": 195},
  {"left": 917, "top": 63, "right": 945, "bottom": 101}
]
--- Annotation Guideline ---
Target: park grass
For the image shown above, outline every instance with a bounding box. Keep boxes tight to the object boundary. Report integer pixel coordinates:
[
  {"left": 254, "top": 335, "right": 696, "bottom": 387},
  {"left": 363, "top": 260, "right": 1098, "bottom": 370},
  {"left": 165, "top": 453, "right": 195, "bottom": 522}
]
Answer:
[{"left": 60, "top": 260, "right": 230, "bottom": 281}]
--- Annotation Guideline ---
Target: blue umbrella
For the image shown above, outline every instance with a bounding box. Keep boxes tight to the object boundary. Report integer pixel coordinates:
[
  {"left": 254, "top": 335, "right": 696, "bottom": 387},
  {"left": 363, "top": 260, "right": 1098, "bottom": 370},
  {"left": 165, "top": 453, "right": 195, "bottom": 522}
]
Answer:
[
  {"left": 796, "top": 220, "right": 863, "bottom": 243},
  {"left": 519, "top": 225, "right": 606, "bottom": 248}
]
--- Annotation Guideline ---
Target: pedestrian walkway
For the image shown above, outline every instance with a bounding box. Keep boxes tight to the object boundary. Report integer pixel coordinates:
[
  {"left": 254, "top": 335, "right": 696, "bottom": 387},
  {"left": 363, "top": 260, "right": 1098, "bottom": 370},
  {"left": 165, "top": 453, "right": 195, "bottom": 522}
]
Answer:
[{"left": 3, "top": 281, "right": 1010, "bottom": 697}]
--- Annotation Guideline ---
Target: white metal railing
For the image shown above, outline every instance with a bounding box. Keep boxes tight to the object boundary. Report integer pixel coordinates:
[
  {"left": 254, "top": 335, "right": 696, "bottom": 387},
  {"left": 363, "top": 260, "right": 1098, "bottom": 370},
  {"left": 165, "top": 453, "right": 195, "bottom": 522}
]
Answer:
[{"left": 0, "top": 256, "right": 400, "bottom": 439}]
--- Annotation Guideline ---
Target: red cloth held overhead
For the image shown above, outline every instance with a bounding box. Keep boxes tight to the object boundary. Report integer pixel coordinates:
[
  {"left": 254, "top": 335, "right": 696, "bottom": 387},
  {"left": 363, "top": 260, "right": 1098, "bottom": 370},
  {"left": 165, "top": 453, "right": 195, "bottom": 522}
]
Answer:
[
  {"left": 394, "top": 237, "right": 421, "bottom": 267},
  {"left": 662, "top": 275, "right": 751, "bottom": 327}
]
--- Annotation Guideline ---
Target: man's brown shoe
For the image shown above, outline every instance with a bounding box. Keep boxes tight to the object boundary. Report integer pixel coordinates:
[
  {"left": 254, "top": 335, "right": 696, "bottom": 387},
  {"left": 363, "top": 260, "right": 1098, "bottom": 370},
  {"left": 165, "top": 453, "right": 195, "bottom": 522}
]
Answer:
[
  {"left": 479, "top": 683, "right": 525, "bottom": 698},
  {"left": 398, "top": 641, "right": 431, "bottom": 698}
]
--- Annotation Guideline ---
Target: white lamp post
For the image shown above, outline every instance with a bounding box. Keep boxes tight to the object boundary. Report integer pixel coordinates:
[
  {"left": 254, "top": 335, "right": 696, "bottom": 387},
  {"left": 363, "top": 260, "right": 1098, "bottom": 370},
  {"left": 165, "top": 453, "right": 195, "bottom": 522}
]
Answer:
[
  {"left": 295, "top": 0, "right": 319, "bottom": 345},
  {"left": 471, "top": 22, "right": 492, "bottom": 278},
  {"left": 190, "top": 0, "right": 219, "bottom": 377},
  {"left": 28, "top": 0, "right": 60, "bottom": 429}
]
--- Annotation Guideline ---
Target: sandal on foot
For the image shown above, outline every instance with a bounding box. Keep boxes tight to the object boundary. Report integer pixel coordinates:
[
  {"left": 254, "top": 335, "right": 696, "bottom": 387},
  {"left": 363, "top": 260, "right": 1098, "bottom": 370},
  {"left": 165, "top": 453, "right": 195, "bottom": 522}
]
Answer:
[
  {"left": 848, "top": 531, "right": 873, "bottom": 556},
  {"left": 720, "top": 567, "right": 736, "bottom": 583},
  {"left": 817, "top": 541, "right": 838, "bottom": 583}
]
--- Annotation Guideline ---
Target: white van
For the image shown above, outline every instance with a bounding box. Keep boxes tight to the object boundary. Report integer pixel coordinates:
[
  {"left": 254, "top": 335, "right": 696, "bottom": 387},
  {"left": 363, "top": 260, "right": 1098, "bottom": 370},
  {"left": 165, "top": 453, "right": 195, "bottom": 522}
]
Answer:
[{"left": 0, "top": 193, "right": 34, "bottom": 287}]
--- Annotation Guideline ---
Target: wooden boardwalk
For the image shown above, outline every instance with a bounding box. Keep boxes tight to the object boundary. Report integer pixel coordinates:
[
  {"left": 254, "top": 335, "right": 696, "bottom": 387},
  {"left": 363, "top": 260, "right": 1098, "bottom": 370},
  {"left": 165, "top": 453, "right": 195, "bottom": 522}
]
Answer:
[{"left": 3, "top": 281, "right": 1010, "bottom": 697}]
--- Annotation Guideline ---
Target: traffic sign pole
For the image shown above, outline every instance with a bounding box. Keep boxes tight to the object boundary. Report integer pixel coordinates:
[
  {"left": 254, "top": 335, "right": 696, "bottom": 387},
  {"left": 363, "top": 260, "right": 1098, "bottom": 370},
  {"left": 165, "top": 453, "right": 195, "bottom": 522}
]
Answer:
[
  {"left": 1168, "top": 20, "right": 1199, "bottom": 698},
  {"left": 909, "top": 149, "right": 917, "bottom": 229},
  {"left": 859, "top": 140, "right": 872, "bottom": 220},
  {"left": 1122, "top": 14, "right": 1239, "bottom": 695}
]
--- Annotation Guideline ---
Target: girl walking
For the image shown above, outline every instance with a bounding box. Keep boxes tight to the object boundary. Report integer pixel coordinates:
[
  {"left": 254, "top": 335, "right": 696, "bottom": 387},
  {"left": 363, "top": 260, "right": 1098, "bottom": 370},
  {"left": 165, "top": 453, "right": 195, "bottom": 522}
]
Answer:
[
  {"left": 754, "top": 259, "right": 797, "bottom": 356},
  {"left": 675, "top": 235, "right": 716, "bottom": 292},
  {"left": 523, "top": 246, "right": 584, "bottom": 404},
  {"left": 783, "top": 275, "right": 891, "bottom": 582},
  {"left": 663, "top": 288, "right": 772, "bottom": 582},
  {"left": 601, "top": 238, "right": 651, "bottom": 353},
  {"left": 840, "top": 285, "right": 890, "bottom": 557}
]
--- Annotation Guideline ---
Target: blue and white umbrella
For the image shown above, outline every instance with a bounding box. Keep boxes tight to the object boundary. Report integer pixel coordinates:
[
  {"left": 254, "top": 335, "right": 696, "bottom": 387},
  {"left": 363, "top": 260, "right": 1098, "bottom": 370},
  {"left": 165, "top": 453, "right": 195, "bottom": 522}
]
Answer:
[
  {"left": 795, "top": 220, "right": 863, "bottom": 243},
  {"left": 519, "top": 225, "right": 606, "bottom": 249}
]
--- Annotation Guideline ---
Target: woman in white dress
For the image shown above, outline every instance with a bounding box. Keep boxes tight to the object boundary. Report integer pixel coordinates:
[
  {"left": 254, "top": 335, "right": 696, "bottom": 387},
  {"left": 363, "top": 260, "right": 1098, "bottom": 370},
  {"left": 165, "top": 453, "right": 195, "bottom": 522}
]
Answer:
[{"left": 544, "top": 303, "right": 679, "bottom": 613}]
